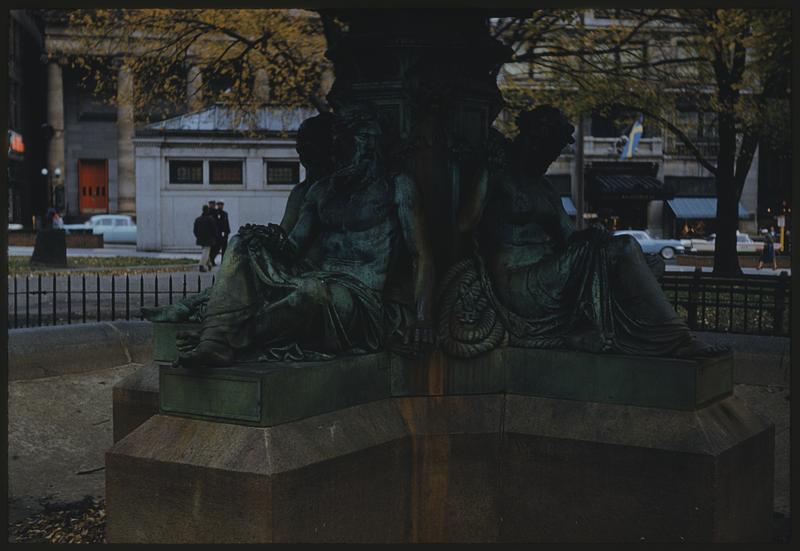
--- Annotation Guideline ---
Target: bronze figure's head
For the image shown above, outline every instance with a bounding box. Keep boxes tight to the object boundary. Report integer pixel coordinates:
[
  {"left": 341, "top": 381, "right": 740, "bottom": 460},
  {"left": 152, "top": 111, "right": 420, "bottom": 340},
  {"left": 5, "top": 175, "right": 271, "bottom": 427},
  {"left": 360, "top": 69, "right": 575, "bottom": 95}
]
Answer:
[
  {"left": 514, "top": 106, "right": 575, "bottom": 175},
  {"left": 296, "top": 112, "right": 335, "bottom": 177},
  {"left": 331, "top": 101, "right": 383, "bottom": 174}
]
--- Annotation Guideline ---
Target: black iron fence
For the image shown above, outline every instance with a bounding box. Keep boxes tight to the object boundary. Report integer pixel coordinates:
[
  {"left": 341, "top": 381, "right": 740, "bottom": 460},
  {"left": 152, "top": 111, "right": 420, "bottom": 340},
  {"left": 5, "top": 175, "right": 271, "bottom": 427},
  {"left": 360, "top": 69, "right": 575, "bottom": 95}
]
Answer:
[
  {"left": 661, "top": 269, "right": 791, "bottom": 337},
  {"left": 8, "top": 272, "right": 215, "bottom": 329},
  {"left": 7, "top": 269, "right": 791, "bottom": 337}
]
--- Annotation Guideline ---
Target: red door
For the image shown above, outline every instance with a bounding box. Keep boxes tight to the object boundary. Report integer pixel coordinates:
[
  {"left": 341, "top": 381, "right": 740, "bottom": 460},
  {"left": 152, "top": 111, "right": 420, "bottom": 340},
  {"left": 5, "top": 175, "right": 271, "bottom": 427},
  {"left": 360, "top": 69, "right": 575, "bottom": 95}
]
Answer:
[{"left": 78, "top": 159, "right": 109, "bottom": 214}]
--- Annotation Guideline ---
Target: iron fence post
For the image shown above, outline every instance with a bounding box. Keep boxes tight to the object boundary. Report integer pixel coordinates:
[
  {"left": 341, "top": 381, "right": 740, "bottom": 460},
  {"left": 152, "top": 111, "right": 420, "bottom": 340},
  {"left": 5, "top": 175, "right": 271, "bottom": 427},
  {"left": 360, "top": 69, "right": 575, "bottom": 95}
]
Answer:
[
  {"left": 774, "top": 271, "right": 789, "bottom": 335},
  {"left": 687, "top": 267, "right": 701, "bottom": 330}
]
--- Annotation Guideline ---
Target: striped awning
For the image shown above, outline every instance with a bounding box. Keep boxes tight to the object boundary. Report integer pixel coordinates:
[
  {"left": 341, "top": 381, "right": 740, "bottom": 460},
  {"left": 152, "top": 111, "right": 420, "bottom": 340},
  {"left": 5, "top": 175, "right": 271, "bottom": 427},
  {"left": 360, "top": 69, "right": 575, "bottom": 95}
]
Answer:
[
  {"left": 667, "top": 197, "right": 749, "bottom": 219},
  {"left": 594, "top": 173, "right": 672, "bottom": 199}
]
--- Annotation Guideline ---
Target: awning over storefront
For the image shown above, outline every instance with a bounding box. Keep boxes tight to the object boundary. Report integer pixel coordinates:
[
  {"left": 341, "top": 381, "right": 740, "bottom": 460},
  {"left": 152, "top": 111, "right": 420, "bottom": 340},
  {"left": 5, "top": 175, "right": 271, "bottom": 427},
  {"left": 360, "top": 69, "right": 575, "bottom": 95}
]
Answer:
[
  {"left": 667, "top": 197, "right": 749, "bottom": 219},
  {"left": 594, "top": 173, "right": 672, "bottom": 199},
  {"left": 561, "top": 196, "right": 576, "bottom": 216}
]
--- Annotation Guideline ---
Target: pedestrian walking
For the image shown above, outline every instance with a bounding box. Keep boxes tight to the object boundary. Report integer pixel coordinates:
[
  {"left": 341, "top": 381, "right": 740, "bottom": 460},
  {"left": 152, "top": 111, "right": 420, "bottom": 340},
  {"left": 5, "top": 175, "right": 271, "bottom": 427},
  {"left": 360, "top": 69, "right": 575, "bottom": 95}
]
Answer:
[
  {"left": 194, "top": 205, "right": 217, "bottom": 272},
  {"left": 207, "top": 199, "right": 220, "bottom": 266},
  {"left": 757, "top": 232, "right": 777, "bottom": 270},
  {"left": 51, "top": 209, "right": 64, "bottom": 229},
  {"left": 214, "top": 200, "right": 231, "bottom": 260}
]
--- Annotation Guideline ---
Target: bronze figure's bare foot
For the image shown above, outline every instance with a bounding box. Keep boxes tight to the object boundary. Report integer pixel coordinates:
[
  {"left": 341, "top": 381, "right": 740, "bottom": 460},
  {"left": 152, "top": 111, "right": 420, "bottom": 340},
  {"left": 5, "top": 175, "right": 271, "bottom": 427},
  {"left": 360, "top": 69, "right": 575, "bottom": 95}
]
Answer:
[
  {"left": 565, "top": 330, "right": 615, "bottom": 354},
  {"left": 175, "top": 339, "right": 235, "bottom": 368},
  {"left": 176, "top": 330, "right": 201, "bottom": 353},
  {"left": 673, "top": 338, "right": 729, "bottom": 359},
  {"left": 142, "top": 303, "right": 192, "bottom": 323}
]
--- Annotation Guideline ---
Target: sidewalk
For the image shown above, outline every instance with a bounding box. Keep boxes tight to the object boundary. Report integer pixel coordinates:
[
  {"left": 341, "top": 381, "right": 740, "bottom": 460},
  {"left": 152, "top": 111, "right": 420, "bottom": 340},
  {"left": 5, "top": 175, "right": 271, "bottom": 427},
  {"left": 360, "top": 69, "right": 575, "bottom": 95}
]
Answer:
[
  {"left": 665, "top": 264, "right": 791, "bottom": 276},
  {"left": 8, "top": 245, "right": 200, "bottom": 260}
]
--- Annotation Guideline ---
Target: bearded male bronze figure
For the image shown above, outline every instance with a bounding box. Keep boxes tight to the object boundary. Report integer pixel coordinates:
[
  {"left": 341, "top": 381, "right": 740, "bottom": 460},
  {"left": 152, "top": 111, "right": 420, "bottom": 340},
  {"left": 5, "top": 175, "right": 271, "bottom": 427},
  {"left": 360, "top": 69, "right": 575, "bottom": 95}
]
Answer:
[{"left": 146, "top": 102, "right": 435, "bottom": 366}]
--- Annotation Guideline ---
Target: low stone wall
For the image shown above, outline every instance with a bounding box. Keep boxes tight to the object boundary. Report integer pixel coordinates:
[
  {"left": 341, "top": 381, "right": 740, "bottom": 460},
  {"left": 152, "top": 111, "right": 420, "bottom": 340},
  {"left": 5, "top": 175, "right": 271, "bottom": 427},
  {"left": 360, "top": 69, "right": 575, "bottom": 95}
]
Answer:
[
  {"left": 8, "top": 321, "right": 153, "bottom": 381},
  {"left": 9, "top": 231, "right": 104, "bottom": 248}
]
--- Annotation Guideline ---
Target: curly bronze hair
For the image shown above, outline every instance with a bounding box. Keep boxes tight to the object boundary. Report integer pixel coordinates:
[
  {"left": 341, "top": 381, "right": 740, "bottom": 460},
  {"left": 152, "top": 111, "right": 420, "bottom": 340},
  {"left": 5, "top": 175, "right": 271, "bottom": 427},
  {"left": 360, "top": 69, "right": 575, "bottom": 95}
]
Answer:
[{"left": 515, "top": 106, "right": 575, "bottom": 147}]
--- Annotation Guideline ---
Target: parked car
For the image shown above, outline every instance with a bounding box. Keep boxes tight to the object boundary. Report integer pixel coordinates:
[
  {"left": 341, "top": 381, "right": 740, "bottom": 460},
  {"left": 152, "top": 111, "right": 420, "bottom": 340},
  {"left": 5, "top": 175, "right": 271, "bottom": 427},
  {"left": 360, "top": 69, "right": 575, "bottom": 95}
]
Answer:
[
  {"left": 63, "top": 214, "right": 137, "bottom": 244},
  {"left": 612, "top": 230, "right": 686, "bottom": 260},
  {"left": 688, "top": 232, "right": 764, "bottom": 254}
]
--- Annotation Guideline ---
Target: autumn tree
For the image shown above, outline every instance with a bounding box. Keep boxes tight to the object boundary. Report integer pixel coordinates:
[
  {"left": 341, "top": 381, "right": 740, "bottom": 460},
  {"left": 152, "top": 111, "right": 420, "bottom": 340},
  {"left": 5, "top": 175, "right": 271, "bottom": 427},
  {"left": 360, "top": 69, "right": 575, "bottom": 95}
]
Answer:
[
  {"left": 492, "top": 8, "right": 791, "bottom": 276},
  {"left": 50, "top": 9, "right": 330, "bottom": 126},
  {"left": 48, "top": 8, "right": 790, "bottom": 274}
]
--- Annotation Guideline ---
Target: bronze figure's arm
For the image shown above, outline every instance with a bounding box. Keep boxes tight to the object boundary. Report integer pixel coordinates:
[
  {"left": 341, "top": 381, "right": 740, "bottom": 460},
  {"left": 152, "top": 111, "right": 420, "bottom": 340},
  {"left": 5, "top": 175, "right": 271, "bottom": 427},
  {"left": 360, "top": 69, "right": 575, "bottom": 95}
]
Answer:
[
  {"left": 542, "top": 177, "right": 576, "bottom": 249},
  {"left": 287, "top": 184, "right": 321, "bottom": 257},
  {"left": 456, "top": 165, "right": 490, "bottom": 234},
  {"left": 395, "top": 173, "right": 436, "bottom": 348},
  {"left": 280, "top": 180, "right": 312, "bottom": 234}
]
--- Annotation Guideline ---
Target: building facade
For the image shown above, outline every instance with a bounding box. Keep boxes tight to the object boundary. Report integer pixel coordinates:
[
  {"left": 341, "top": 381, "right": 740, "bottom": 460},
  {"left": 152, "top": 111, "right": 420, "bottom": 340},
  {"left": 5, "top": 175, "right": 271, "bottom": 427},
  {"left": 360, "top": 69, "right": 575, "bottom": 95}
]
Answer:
[
  {"left": 8, "top": 10, "right": 48, "bottom": 227},
  {"left": 498, "top": 8, "right": 772, "bottom": 239},
  {"left": 545, "top": 129, "right": 758, "bottom": 238},
  {"left": 42, "top": 14, "right": 155, "bottom": 221},
  {"left": 134, "top": 106, "right": 312, "bottom": 251}
]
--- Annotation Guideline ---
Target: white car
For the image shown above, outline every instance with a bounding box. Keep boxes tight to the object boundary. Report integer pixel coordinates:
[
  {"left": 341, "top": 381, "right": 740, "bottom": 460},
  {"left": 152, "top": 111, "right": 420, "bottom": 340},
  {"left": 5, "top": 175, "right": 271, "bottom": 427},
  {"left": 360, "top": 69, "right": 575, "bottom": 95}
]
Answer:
[
  {"left": 688, "top": 232, "right": 764, "bottom": 254},
  {"left": 612, "top": 230, "right": 686, "bottom": 260},
  {"left": 63, "top": 214, "right": 137, "bottom": 244}
]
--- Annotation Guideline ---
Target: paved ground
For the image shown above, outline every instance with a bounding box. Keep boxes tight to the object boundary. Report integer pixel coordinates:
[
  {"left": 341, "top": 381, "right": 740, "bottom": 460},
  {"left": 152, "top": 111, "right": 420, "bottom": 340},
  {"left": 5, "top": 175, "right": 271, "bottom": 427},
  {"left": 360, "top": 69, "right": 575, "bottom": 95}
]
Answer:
[
  {"left": 8, "top": 245, "right": 201, "bottom": 260},
  {"left": 7, "top": 330, "right": 790, "bottom": 536},
  {"left": 8, "top": 363, "right": 143, "bottom": 523}
]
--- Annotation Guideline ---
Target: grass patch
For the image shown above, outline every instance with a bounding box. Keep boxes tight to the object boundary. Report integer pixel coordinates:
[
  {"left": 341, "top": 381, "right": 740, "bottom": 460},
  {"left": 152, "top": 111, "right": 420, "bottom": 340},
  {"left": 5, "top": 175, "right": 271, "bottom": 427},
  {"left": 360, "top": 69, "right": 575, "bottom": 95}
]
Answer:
[
  {"left": 664, "top": 283, "right": 790, "bottom": 336},
  {"left": 8, "top": 255, "right": 197, "bottom": 275}
]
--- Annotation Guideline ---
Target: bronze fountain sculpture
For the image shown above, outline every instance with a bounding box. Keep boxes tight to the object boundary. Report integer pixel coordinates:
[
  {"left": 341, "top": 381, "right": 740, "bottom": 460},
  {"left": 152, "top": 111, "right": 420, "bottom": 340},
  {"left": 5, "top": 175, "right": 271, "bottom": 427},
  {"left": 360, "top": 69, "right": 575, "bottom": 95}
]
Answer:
[
  {"left": 145, "top": 103, "right": 720, "bottom": 366},
  {"left": 111, "top": 14, "right": 772, "bottom": 545}
]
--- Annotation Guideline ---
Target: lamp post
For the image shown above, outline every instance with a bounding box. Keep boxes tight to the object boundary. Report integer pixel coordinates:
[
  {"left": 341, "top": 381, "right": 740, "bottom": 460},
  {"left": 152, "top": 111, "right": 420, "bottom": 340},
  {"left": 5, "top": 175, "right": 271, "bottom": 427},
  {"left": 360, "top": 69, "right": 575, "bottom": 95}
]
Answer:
[
  {"left": 53, "top": 167, "right": 63, "bottom": 212},
  {"left": 41, "top": 166, "right": 64, "bottom": 213},
  {"left": 41, "top": 167, "right": 51, "bottom": 207}
]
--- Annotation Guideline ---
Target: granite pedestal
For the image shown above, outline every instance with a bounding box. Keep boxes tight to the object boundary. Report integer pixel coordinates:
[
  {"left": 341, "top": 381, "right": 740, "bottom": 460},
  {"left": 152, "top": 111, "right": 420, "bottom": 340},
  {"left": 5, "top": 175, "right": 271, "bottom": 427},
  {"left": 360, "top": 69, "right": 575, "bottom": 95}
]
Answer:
[{"left": 106, "top": 326, "right": 773, "bottom": 543}]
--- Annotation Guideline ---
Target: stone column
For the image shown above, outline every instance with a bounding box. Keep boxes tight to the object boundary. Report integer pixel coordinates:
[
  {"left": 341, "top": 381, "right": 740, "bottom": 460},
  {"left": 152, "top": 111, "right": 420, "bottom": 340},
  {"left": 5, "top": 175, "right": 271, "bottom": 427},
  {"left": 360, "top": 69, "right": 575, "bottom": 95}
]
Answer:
[
  {"left": 254, "top": 68, "right": 271, "bottom": 104},
  {"left": 115, "top": 59, "right": 136, "bottom": 215},
  {"left": 186, "top": 63, "right": 204, "bottom": 112},
  {"left": 46, "top": 58, "right": 66, "bottom": 214}
]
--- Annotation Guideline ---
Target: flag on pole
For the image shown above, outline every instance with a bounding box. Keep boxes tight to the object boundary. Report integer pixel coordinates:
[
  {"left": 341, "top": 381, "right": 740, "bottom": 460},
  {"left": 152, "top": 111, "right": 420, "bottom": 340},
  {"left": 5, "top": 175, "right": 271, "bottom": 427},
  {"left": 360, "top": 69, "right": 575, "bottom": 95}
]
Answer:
[{"left": 619, "top": 115, "right": 644, "bottom": 160}]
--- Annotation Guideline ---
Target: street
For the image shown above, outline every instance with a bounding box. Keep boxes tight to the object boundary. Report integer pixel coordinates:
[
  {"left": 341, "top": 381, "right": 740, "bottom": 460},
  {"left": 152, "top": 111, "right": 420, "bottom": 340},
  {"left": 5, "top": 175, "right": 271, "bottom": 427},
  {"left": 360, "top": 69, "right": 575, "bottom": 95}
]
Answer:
[{"left": 8, "top": 245, "right": 791, "bottom": 277}]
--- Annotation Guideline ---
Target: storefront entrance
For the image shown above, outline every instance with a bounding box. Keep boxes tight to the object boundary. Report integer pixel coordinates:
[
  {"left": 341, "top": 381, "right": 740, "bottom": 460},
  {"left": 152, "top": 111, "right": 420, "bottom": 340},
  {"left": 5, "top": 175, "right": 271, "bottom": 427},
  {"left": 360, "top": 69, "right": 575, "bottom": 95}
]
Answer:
[{"left": 78, "top": 159, "right": 108, "bottom": 214}]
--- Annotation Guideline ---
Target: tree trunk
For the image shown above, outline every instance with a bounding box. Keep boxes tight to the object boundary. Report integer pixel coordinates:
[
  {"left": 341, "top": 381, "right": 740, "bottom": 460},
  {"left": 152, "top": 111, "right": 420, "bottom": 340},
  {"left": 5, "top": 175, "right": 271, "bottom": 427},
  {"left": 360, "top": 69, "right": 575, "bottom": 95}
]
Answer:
[
  {"left": 712, "top": 111, "right": 742, "bottom": 276},
  {"left": 713, "top": 181, "right": 742, "bottom": 276}
]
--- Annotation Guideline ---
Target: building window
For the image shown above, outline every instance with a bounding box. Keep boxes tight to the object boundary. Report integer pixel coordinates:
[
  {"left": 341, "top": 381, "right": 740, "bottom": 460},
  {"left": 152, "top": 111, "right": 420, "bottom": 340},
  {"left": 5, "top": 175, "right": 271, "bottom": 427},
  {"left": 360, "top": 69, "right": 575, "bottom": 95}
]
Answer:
[
  {"left": 593, "top": 9, "right": 618, "bottom": 19},
  {"left": 169, "top": 160, "right": 203, "bottom": 184},
  {"left": 210, "top": 160, "right": 243, "bottom": 185},
  {"left": 266, "top": 161, "right": 300, "bottom": 186}
]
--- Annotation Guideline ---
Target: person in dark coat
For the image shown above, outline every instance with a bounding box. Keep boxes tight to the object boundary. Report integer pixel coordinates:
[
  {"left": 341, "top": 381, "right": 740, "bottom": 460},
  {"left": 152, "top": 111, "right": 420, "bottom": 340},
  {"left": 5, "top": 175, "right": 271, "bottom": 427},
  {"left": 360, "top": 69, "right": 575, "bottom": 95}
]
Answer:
[
  {"left": 207, "top": 199, "right": 220, "bottom": 266},
  {"left": 194, "top": 205, "right": 217, "bottom": 272},
  {"left": 214, "top": 200, "right": 231, "bottom": 260},
  {"left": 758, "top": 232, "right": 777, "bottom": 270}
]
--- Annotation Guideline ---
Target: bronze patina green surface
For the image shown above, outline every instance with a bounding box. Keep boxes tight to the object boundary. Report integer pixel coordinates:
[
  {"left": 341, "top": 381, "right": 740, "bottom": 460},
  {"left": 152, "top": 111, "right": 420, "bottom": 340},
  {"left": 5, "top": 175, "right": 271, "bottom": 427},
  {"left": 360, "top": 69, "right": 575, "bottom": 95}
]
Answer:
[
  {"left": 160, "top": 353, "right": 391, "bottom": 427},
  {"left": 152, "top": 322, "right": 199, "bottom": 363},
  {"left": 158, "top": 345, "right": 733, "bottom": 426}
]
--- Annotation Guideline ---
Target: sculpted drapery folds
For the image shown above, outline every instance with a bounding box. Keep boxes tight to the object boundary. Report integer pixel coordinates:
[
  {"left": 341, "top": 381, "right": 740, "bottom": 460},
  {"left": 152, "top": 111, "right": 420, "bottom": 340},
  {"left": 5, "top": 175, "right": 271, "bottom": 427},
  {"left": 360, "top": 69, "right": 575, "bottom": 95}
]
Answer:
[
  {"left": 148, "top": 102, "right": 721, "bottom": 366},
  {"left": 441, "top": 106, "right": 720, "bottom": 359}
]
